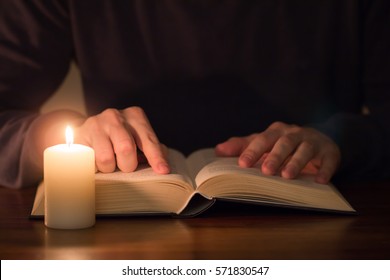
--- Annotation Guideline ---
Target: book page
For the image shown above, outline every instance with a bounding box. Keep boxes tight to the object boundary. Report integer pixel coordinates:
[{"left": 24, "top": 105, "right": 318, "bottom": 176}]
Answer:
[
  {"left": 193, "top": 157, "right": 355, "bottom": 213},
  {"left": 167, "top": 148, "right": 193, "bottom": 186},
  {"left": 194, "top": 157, "right": 255, "bottom": 187},
  {"left": 194, "top": 157, "right": 322, "bottom": 188},
  {"left": 92, "top": 149, "right": 197, "bottom": 215},
  {"left": 95, "top": 148, "right": 194, "bottom": 189},
  {"left": 186, "top": 148, "right": 218, "bottom": 183}
]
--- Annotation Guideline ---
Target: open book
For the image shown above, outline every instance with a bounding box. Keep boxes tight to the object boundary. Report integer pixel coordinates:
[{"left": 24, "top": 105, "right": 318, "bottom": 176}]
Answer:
[{"left": 31, "top": 148, "right": 355, "bottom": 217}]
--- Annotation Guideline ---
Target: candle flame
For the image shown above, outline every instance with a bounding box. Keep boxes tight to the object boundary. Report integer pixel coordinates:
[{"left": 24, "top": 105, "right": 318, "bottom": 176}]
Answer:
[{"left": 65, "top": 126, "right": 74, "bottom": 147}]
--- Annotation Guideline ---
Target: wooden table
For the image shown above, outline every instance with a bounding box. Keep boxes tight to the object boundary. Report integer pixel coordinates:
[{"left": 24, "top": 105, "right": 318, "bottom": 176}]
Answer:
[{"left": 1, "top": 180, "right": 389, "bottom": 260}]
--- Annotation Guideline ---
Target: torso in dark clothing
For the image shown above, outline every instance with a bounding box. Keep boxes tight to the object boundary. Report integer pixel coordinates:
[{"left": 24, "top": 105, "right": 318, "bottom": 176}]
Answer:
[{"left": 66, "top": 1, "right": 362, "bottom": 153}]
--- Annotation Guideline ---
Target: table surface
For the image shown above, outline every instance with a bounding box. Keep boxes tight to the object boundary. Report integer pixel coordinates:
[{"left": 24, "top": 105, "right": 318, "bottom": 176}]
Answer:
[{"left": 1, "top": 179, "right": 389, "bottom": 260}]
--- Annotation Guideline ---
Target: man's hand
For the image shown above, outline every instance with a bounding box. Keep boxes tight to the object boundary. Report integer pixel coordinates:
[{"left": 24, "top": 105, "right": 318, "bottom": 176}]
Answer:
[
  {"left": 215, "top": 121, "right": 340, "bottom": 184},
  {"left": 74, "top": 107, "right": 170, "bottom": 174}
]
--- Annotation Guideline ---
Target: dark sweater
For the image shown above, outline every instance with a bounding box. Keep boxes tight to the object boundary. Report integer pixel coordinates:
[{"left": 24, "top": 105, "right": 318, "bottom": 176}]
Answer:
[{"left": 1, "top": 0, "right": 390, "bottom": 188}]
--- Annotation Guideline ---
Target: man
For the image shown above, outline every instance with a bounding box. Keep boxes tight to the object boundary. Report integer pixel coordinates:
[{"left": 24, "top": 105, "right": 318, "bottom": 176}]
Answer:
[{"left": 1, "top": 0, "right": 389, "bottom": 189}]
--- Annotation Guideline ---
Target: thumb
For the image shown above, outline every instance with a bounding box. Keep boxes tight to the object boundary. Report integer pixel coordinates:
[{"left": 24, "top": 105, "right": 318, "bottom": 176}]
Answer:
[{"left": 215, "top": 137, "right": 249, "bottom": 157}]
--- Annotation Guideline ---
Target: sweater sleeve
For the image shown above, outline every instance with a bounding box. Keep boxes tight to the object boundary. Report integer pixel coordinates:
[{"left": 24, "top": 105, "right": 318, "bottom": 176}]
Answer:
[
  {"left": 0, "top": 0, "right": 72, "bottom": 188},
  {"left": 311, "top": 0, "right": 390, "bottom": 181}
]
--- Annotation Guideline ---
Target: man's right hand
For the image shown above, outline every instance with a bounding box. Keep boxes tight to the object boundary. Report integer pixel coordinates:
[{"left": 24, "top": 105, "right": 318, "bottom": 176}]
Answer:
[{"left": 74, "top": 107, "right": 170, "bottom": 174}]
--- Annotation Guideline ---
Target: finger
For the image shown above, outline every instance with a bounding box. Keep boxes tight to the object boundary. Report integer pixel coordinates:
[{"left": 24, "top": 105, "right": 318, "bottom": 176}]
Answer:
[
  {"left": 262, "top": 133, "right": 301, "bottom": 175},
  {"left": 281, "top": 141, "right": 316, "bottom": 179},
  {"left": 160, "top": 143, "right": 170, "bottom": 158},
  {"left": 93, "top": 109, "right": 138, "bottom": 173},
  {"left": 91, "top": 132, "right": 116, "bottom": 173},
  {"left": 215, "top": 136, "right": 251, "bottom": 157},
  {"left": 110, "top": 125, "right": 138, "bottom": 172},
  {"left": 239, "top": 131, "right": 280, "bottom": 168},
  {"left": 144, "top": 141, "right": 170, "bottom": 174},
  {"left": 124, "top": 107, "right": 170, "bottom": 174},
  {"left": 137, "top": 144, "right": 169, "bottom": 164},
  {"left": 315, "top": 152, "right": 340, "bottom": 184}
]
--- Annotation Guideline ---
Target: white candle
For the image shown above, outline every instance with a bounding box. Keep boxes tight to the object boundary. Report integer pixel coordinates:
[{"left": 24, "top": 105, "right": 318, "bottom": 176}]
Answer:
[{"left": 44, "top": 126, "right": 95, "bottom": 229}]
